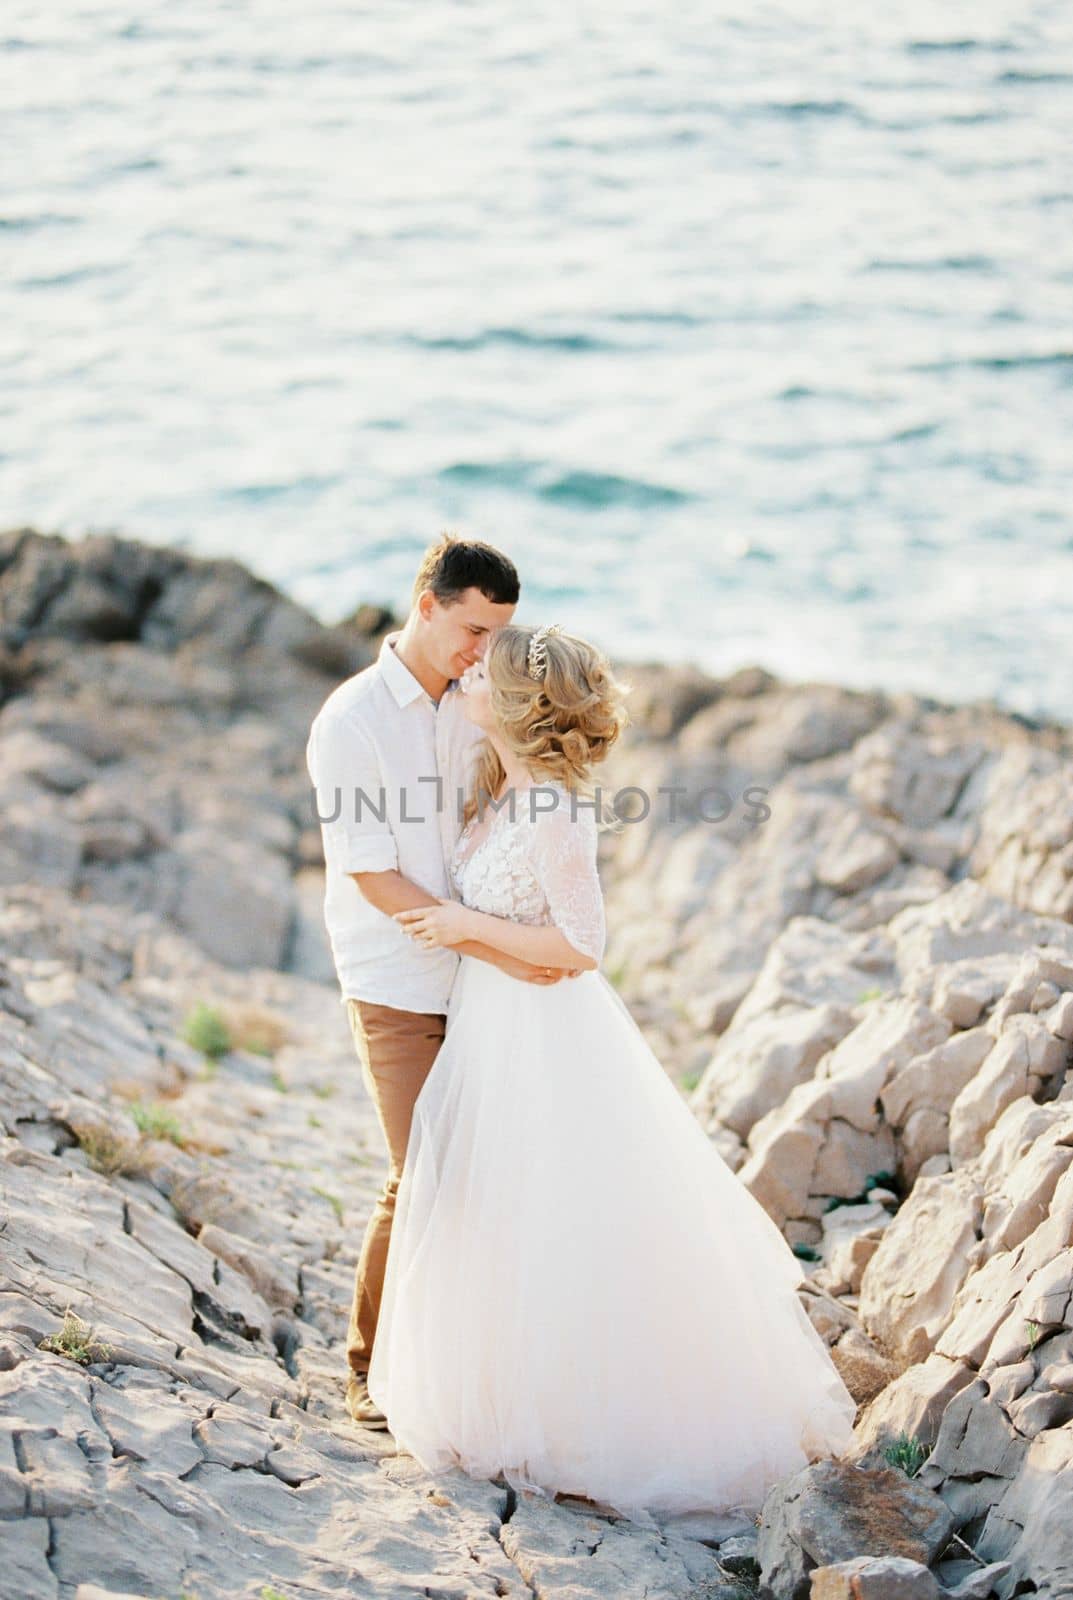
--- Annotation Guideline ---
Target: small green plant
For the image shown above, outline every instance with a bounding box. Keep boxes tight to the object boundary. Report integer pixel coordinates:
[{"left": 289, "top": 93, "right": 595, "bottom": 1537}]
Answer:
[
  {"left": 261, "top": 1588, "right": 291, "bottom": 1600},
  {"left": 680, "top": 1070, "right": 703, "bottom": 1094},
  {"left": 182, "top": 1002, "right": 232, "bottom": 1060},
  {"left": 39, "top": 1306, "right": 113, "bottom": 1366},
  {"left": 791, "top": 1242, "right": 822, "bottom": 1262},
  {"left": 270, "top": 1068, "right": 289, "bottom": 1093},
  {"left": 1024, "top": 1319, "right": 1044, "bottom": 1351},
  {"left": 856, "top": 986, "right": 884, "bottom": 1004},
  {"left": 883, "top": 1432, "right": 930, "bottom": 1477},
  {"left": 130, "top": 1101, "right": 186, "bottom": 1146},
  {"left": 311, "top": 1082, "right": 338, "bottom": 1100},
  {"left": 307, "top": 1112, "right": 323, "bottom": 1129},
  {"left": 312, "top": 1185, "right": 344, "bottom": 1223}
]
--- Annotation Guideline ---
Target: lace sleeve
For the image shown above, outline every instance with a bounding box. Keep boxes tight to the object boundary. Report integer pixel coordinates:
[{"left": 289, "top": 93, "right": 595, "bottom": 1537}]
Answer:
[{"left": 526, "top": 795, "right": 606, "bottom": 965}]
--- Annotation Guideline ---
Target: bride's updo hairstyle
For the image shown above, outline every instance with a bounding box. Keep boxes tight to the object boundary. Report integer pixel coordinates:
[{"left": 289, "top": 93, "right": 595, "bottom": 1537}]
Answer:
[{"left": 464, "top": 624, "right": 629, "bottom": 827}]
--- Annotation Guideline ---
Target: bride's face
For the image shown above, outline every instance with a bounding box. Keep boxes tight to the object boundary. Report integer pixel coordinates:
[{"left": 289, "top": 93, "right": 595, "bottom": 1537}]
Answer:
[{"left": 459, "top": 659, "right": 496, "bottom": 730}]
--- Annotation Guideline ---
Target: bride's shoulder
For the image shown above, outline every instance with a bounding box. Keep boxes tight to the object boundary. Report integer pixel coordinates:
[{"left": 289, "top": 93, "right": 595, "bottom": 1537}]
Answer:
[
  {"left": 530, "top": 779, "right": 582, "bottom": 813},
  {"left": 528, "top": 783, "right": 600, "bottom": 842}
]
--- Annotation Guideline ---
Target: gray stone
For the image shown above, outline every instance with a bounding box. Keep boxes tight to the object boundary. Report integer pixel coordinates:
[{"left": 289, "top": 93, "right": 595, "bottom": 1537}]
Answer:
[
  {"left": 920, "top": 1380, "right": 1027, "bottom": 1485},
  {"left": 859, "top": 1171, "right": 984, "bottom": 1364},
  {"left": 0, "top": 1517, "right": 56, "bottom": 1600},
  {"left": 500, "top": 1488, "right": 731, "bottom": 1599},
  {"left": 757, "top": 1461, "right": 953, "bottom": 1600},
  {"left": 828, "top": 1326, "right": 897, "bottom": 1406},
  {"left": 716, "top": 1530, "right": 761, "bottom": 1570},
  {"left": 89, "top": 1374, "right": 204, "bottom": 1476},
  {"left": 974, "top": 1429, "right": 1073, "bottom": 1596},
  {"left": 815, "top": 813, "right": 901, "bottom": 895},
  {"left": 949, "top": 1018, "right": 1068, "bottom": 1164},
  {"left": 810, "top": 1555, "right": 940, "bottom": 1600},
  {"left": 75, "top": 1589, "right": 161, "bottom": 1600},
  {"left": 850, "top": 1352, "right": 977, "bottom": 1466},
  {"left": 196, "top": 1221, "right": 300, "bottom": 1312},
  {"left": 880, "top": 1028, "right": 992, "bottom": 1134},
  {"left": 937, "top": 1562, "right": 1012, "bottom": 1600},
  {"left": 694, "top": 1002, "right": 856, "bottom": 1140}
]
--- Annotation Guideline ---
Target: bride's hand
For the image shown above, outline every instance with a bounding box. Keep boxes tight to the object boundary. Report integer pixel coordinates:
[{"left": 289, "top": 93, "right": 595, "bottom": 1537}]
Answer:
[{"left": 394, "top": 901, "right": 472, "bottom": 949}]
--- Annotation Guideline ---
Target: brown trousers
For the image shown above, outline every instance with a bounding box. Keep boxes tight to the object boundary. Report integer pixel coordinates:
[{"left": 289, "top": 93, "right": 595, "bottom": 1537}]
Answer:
[{"left": 344, "top": 998, "right": 446, "bottom": 1377}]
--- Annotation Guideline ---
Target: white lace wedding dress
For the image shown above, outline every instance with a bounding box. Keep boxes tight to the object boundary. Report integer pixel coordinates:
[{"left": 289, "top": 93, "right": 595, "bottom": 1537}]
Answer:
[{"left": 366, "top": 784, "right": 857, "bottom": 1523}]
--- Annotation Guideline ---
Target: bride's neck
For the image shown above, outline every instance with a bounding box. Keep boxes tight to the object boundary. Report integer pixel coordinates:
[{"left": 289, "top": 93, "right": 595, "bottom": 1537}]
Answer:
[{"left": 488, "top": 738, "right": 535, "bottom": 798}]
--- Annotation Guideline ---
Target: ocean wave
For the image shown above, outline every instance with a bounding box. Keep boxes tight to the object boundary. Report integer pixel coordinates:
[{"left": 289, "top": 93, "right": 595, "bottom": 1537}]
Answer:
[
  {"left": 914, "top": 353, "right": 1073, "bottom": 374},
  {"left": 997, "top": 69, "right": 1073, "bottom": 85},
  {"left": 406, "top": 327, "right": 614, "bottom": 354},
  {"left": 864, "top": 255, "right": 997, "bottom": 274},
  {"left": 438, "top": 461, "right": 689, "bottom": 509},
  {"left": 3, "top": 0, "right": 1071, "bottom": 725},
  {"left": 220, "top": 476, "right": 342, "bottom": 505},
  {"left": 540, "top": 470, "right": 690, "bottom": 509},
  {"left": 0, "top": 212, "right": 80, "bottom": 232},
  {"left": 16, "top": 264, "right": 124, "bottom": 290},
  {"left": 905, "top": 39, "right": 987, "bottom": 54}
]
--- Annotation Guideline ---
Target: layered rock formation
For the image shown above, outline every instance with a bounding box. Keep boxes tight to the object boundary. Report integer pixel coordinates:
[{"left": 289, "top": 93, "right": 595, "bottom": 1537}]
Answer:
[
  {"left": 0, "top": 530, "right": 759, "bottom": 1599},
  {"left": 1, "top": 528, "right": 1071, "bottom": 1598},
  {"left": 600, "top": 658, "right": 1073, "bottom": 1597}
]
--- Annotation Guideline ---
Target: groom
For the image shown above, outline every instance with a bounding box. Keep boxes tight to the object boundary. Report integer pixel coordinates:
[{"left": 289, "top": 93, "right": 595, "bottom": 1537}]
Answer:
[{"left": 306, "top": 533, "right": 576, "bottom": 1430}]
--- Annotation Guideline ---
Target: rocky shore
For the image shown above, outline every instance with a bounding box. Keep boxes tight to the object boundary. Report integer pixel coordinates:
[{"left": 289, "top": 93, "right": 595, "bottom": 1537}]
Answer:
[{"left": 1, "top": 527, "right": 1071, "bottom": 1600}]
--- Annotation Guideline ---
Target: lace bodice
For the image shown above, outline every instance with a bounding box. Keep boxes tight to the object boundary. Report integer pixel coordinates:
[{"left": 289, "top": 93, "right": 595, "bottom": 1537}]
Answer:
[{"left": 449, "top": 783, "right": 606, "bottom": 965}]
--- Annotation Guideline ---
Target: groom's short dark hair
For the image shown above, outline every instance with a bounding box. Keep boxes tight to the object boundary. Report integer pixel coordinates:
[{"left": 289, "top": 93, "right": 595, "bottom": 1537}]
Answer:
[{"left": 412, "top": 532, "right": 520, "bottom": 608}]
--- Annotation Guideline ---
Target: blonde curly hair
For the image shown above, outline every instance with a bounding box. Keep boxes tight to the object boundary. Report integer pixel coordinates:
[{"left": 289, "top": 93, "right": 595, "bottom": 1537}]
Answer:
[{"left": 463, "top": 624, "right": 629, "bottom": 826}]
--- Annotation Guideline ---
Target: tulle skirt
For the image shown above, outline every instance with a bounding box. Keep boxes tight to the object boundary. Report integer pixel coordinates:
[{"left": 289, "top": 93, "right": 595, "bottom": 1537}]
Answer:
[{"left": 366, "top": 957, "right": 857, "bottom": 1524}]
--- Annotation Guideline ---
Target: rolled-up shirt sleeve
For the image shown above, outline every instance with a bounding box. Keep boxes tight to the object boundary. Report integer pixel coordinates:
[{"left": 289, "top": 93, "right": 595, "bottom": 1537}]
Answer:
[{"left": 306, "top": 710, "right": 399, "bottom": 875}]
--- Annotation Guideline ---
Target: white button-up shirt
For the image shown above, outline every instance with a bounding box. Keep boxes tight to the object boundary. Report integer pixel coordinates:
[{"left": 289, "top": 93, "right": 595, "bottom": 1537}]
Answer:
[{"left": 305, "top": 633, "right": 483, "bottom": 1014}]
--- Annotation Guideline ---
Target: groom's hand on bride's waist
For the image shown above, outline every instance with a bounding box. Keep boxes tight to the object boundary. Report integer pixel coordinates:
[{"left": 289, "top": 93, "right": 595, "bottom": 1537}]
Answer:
[
  {"left": 393, "top": 904, "right": 579, "bottom": 984},
  {"left": 487, "top": 951, "right": 581, "bottom": 984}
]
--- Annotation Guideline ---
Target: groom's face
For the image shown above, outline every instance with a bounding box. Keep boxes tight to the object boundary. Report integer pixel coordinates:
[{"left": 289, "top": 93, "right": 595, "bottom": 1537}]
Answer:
[
  {"left": 458, "top": 657, "right": 494, "bottom": 729},
  {"left": 420, "top": 587, "right": 516, "bottom": 683}
]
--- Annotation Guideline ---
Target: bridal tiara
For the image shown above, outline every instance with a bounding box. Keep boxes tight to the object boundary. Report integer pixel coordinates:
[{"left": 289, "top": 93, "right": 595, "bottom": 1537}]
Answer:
[{"left": 527, "top": 623, "right": 563, "bottom": 680}]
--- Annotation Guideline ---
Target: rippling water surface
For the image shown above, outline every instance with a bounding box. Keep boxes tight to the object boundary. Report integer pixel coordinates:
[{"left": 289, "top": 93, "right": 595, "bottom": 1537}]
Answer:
[{"left": 2, "top": 1, "right": 1071, "bottom": 718}]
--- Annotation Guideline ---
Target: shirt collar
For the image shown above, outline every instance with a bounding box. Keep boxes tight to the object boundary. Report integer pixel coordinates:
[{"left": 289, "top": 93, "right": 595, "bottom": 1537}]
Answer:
[{"left": 379, "top": 632, "right": 439, "bottom": 709}]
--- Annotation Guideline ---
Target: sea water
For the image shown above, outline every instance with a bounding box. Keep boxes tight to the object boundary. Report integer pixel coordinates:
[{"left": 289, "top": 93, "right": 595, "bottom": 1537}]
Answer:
[{"left": 2, "top": 1, "right": 1071, "bottom": 719}]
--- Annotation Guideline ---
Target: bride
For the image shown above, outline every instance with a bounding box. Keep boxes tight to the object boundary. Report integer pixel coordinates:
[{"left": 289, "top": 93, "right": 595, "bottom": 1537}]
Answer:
[{"left": 368, "top": 622, "right": 857, "bottom": 1524}]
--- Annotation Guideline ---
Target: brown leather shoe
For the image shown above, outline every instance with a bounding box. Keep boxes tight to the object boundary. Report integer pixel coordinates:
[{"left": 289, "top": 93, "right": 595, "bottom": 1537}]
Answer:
[{"left": 345, "top": 1371, "right": 390, "bottom": 1431}]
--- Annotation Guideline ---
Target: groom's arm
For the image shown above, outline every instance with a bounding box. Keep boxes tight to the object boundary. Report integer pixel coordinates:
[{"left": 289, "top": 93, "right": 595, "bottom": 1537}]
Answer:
[
  {"left": 351, "top": 871, "right": 576, "bottom": 983},
  {"left": 308, "top": 702, "right": 570, "bottom": 983}
]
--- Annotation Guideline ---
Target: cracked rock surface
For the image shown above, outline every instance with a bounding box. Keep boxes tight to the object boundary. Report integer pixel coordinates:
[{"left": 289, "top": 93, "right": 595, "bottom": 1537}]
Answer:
[
  {"left": 600, "top": 668, "right": 1073, "bottom": 1596},
  {"left": 0, "top": 532, "right": 759, "bottom": 1599},
  {"left": 4, "top": 528, "right": 1073, "bottom": 1597},
  {"left": 0, "top": 889, "right": 756, "bottom": 1600}
]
